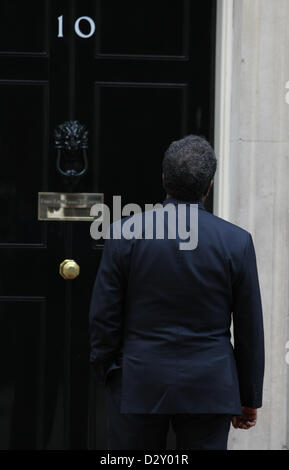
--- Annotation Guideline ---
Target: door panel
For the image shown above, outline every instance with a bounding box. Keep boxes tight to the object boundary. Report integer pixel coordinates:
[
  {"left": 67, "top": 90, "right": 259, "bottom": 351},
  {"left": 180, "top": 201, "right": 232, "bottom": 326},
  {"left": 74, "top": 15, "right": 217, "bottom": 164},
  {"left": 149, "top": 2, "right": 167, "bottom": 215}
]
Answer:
[
  {"left": 95, "top": 82, "right": 188, "bottom": 206},
  {"left": 0, "top": 81, "right": 48, "bottom": 244},
  {"left": 0, "top": 1, "right": 49, "bottom": 55},
  {"left": 0, "top": 299, "right": 46, "bottom": 449},
  {"left": 0, "top": 0, "right": 216, "bottom": 449},
  {"left": 95, "top": 0, "right": 189, "bottom": 58}
]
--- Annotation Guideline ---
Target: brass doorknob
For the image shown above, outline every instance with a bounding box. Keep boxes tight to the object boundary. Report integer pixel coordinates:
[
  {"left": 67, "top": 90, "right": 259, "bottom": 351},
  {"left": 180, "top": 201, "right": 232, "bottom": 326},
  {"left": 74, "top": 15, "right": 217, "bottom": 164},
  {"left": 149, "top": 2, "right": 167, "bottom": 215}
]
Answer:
[{"left": 59, "top": 259, "right": 80, "bottom": 280}]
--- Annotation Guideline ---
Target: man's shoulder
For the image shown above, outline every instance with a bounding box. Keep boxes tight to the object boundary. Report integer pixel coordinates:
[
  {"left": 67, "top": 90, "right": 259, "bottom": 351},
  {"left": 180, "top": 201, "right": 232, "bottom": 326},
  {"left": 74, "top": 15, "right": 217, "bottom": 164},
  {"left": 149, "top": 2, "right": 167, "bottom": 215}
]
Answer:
[{"left": 202, "top": 210, "right": 251, "bottom": 241}]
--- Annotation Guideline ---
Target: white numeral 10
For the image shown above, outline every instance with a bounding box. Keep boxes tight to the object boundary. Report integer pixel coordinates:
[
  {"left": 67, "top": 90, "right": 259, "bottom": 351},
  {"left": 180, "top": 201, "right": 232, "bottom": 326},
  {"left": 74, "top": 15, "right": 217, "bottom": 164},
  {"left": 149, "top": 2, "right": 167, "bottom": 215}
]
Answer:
[{"left": 57, "top": 15, "right": 96, "bottom": 39}]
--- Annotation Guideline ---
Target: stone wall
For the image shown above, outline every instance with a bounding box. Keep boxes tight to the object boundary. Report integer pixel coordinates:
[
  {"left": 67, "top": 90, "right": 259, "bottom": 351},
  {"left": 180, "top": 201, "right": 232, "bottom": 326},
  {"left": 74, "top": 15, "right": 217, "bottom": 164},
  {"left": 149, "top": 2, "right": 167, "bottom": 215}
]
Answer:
[{"left": 214, "top": 0, "right": 289, "bottom": 450}]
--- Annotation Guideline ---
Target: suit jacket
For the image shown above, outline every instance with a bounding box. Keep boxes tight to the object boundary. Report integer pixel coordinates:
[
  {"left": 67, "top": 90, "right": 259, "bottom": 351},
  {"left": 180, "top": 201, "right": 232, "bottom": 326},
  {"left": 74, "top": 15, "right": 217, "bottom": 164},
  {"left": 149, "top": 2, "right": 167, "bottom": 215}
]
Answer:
[{"left": 89, "top": 198, "right": 265, "bottom": 414}]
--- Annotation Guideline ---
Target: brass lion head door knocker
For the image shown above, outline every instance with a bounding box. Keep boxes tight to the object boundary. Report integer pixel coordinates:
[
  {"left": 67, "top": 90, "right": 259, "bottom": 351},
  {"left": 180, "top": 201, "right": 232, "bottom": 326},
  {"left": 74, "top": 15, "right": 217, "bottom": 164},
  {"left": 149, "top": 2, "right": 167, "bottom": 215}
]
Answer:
[{"left": 54, "top": 120, "right": 88, "bottom": 179}]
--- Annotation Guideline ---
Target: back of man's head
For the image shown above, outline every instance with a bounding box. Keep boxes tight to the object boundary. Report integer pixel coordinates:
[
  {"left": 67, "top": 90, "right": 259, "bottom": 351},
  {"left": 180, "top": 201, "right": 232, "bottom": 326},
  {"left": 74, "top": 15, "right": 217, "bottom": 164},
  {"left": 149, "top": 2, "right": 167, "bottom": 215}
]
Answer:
[{"left": 162, "top": 135, "right": 217, "bottom": 202}]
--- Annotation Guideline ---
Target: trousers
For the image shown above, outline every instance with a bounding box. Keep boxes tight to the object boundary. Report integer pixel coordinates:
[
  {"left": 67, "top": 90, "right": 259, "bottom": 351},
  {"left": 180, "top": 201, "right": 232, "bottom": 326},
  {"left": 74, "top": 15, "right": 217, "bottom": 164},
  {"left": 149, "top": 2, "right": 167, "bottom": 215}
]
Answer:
[{"left": 105, "top": 369, "right": 232, "bottom": 450}]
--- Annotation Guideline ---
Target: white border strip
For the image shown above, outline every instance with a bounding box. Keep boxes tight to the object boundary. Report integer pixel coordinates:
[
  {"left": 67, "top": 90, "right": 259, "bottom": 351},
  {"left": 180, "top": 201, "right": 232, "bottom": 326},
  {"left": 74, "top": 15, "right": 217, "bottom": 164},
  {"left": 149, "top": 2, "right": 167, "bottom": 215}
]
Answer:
[{"left": 214, "top": 0, "right": 234, "bottom": 219}]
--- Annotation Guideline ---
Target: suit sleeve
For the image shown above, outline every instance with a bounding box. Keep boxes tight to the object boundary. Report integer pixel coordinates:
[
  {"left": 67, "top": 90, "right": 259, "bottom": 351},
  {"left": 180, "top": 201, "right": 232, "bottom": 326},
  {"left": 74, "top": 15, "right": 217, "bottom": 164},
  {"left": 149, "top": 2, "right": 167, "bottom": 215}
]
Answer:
[
  {"left": 232, "top": 233, "right": 265, "bottom": 408},
  {"left": 89, "top": 232, "right": 126, "bottom": 382}
]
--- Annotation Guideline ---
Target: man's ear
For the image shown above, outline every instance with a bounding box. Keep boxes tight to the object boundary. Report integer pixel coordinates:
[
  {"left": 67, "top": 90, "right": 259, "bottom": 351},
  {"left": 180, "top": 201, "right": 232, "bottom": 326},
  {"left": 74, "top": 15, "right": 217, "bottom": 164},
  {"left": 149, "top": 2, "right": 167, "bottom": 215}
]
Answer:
[{"left": 205, "top": 180, "right": 214, "bottom": 197}]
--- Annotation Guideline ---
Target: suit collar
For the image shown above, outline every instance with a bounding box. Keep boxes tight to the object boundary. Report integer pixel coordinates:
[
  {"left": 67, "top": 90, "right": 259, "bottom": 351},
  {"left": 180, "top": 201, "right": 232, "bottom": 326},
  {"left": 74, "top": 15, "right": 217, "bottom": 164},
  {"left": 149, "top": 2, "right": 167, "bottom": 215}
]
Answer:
[{"left": 162, "top": 197, "right": 206, "bottom": 211}]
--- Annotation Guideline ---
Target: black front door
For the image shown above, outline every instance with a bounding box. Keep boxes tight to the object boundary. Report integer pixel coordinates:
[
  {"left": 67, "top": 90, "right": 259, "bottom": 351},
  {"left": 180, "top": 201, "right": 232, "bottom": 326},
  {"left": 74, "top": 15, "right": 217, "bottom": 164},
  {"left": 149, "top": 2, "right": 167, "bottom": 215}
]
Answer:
[{"left": 0, "top": 0, "right": 216, "bottom": 449}]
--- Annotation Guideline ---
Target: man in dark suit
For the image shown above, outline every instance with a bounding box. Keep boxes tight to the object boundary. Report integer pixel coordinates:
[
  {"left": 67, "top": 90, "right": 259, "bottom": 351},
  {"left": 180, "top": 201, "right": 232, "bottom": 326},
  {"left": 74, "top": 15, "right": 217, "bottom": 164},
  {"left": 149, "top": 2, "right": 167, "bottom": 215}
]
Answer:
[{"left": 89, "top": 135, "right": 265, "bottom": 450}]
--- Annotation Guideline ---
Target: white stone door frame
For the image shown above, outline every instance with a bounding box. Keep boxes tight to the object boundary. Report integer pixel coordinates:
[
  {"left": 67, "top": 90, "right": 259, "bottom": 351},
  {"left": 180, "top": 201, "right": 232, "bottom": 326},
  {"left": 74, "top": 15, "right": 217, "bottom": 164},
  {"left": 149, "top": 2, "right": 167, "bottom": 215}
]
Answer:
[
  {"left": 213, "top": 0, "right": 289, "bottom": 450},
  {"left": 213, "top": 0, "right": 233, "bottom": 220}
]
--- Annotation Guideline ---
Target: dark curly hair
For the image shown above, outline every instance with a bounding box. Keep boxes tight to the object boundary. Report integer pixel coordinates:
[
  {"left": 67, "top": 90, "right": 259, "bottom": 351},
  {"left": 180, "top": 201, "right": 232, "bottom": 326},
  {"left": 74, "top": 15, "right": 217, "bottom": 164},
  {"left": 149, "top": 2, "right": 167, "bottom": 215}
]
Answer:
[{"left": 162, "top": 135, "right": 217, "bottom": 201}]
